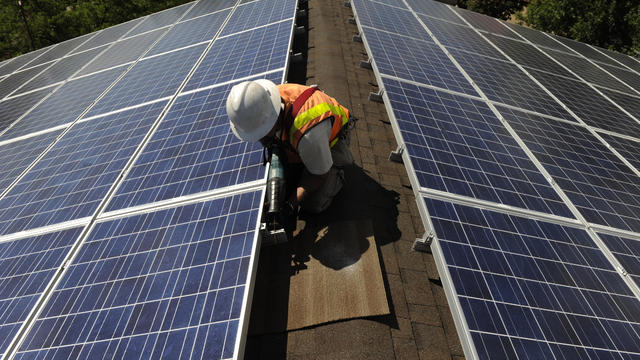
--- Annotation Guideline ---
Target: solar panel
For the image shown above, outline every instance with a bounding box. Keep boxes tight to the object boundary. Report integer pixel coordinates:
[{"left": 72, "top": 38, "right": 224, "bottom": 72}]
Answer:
[
  {"left": 86, "top": 44, "right": 206, "bottom": 117},
  {"left": 0, "top": 226, "right": 84, "bottom": 358},
  {"left": 0, "top": 47, "right": 51, "bottom": 77},
  {"left": 71, "top": 18, "right": 144, "bottom": 55},
  {"left": 0, "top": 101, "right": 168, "bottom": 235},
  {"left": 483, "top": 33, "right": 575, "bottom": 78},
  {"left": 600, "top": 50, "right": 640, "bottom": 73},
  {"left": 107, "top": 72, "right": 281, "bottom": 212},
  {"left": 598, "top": 232, "right": 640, "bottom": 287},
  {"left": 598, "top": 133, "right": 640, "bottom": 173},
  {"left": 351, "top": 0, "right": 428, "bottom": 40},
  {"left": 382, "top": 77, "right": 573, "bottom": 218},
  {"left": 551, "top": 35, "right": 623, "bottom": 68},
  {"left": 15, "top": 47, "right": 106, "bottom": 96},
  {"left": 597, "top": 63, "right": 640, "bottom": 94},
  {"left": 146, "top": 9, "right": 231, "bottom": 57},
  {"left": 426, "top": 197, "right": 640, "bottom": 359},
  {"left": 0, "top": 63, "right": 51, "bottom": 100},
  {"left": 448, "top": 49, "right": 574, "bottom": 120},
  {"left": 361, "top": 27, "right": 478, "bottom": 96},
  {"left": 0, "top": 88, "right": 53, "bottom": 133},
  {"left": 183, "top": 21, "right": 291, "bottom": 92},
  {"left": 218, "top": 0, "right": 296, "bottom": 37},
  {"left": 0, "top": 1, "right": 298, "bottom": 357},
  {"left": 352, "top": 1, "right": 640, "bottom": 359},
  {"left": 125, "top": 2, "right": 194, "bottom": 38},
  {"left": 182, "top": 0, "right": 236, "bottom": 20},
  {"left": 0, "top": 131, "right": 62, "bottom": 194},
  {"left": 527, "top": 68, "right": 640, "bottom": 136},
  {"left": 27, "top": 33, "right": 96, "bottom": 69},
  {"left": 405, "top": 0, "right": 464, "bottom": 25},
  {"left": 502, "top": 22, "right": 571, "bottom": 53},
  {"left": 1, "top": 66, "right": 128, "bottom": 141},
  {"left": 419, "top": 15, "right": 507, "bottom": 60},
  {"left": 76, "top": 29, "right": 167, "bottom": 78},
  {"left": 453, "top": 7, "right": 517, "bottom": 39},
  {"left": 543, "top": 49, "right": 634, "bottom": 94},
  {"left": 14, "top": 189, "right": 263, "bottom": 360},
  {"left": 500, "top": 105, "right": 640, "bottom": 233}
]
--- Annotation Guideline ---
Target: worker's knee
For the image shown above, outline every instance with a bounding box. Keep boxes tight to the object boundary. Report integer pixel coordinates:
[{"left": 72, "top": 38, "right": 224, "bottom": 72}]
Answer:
[{"left": 302, "top": 167, "right": 345, "bottom": 213}]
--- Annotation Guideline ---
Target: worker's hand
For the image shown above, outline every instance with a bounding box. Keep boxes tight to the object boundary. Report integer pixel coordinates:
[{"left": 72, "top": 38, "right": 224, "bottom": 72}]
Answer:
[{"left": 281, "top": 200, "right": 298, "bottom": 232}]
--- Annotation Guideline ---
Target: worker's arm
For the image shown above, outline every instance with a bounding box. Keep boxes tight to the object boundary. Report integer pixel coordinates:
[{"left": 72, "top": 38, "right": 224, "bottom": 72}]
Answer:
[{"left": 288, "top": 170, "right": 329, "bottom": 208}]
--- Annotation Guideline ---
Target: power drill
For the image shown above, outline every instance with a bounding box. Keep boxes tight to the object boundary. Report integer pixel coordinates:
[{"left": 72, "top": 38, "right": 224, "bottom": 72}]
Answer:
[{"left": 260, "top": 149, "right": 289, "bottom": 245}]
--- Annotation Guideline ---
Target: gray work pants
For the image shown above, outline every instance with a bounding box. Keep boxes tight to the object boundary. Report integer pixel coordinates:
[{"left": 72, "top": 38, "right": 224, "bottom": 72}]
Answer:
[{"left": 302, "top": 131, "right": 354, "bottom": 213}]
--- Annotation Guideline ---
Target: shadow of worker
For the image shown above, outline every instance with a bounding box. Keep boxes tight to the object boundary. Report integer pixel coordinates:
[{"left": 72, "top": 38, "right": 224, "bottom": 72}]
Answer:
[{"left": 293, "top": 163, "right": 400, "bottom": 271}]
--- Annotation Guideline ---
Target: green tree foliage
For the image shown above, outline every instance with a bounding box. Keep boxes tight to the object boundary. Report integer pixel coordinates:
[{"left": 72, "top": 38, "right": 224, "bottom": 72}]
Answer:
[
  {"left": 0, "top": 0, "right": 192, "bottom": 61},
  {"left": 457, "top": 0, "right": 527, "bottom": 20},
  {"left": 520, "top": 0, "right": 640, "bottom": 56}
]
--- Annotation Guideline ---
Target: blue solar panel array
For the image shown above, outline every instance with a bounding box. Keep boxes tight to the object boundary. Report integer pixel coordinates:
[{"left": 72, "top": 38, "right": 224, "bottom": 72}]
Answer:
[
  {"left": 0, "top": 0, "right": 298, "bottom": 358},
  {"left": 0, "top": 227, "right": 84, "bottom": 359},
  {"left": 426, "top": 198, "right": 640, "bottom": 359},
  {"left": 352, "top": 0, "right": 640, "bottom": 359},
  {"left": 15, "top": 190, "right": 262, "bottom": 360}
]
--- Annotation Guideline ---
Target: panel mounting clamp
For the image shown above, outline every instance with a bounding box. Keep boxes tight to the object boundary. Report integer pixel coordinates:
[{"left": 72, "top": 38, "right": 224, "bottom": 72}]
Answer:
[
  {"left": 360, "top": 58, "right": 372, "bottom": 70},
  {"left": 389, "top": 145, "right": 404, "bottom": 163},
  {"left": 368, "top": 89, "right": 384, "bottom": 103},
  {"left": 352, "top": 34, "right": 362, "bottom": 43},
  {"left": 348, "top": 17, "right": 357, "bottom": 25},
  {"left": 413, "top": 231, "right": 435, "bottom": 252}
]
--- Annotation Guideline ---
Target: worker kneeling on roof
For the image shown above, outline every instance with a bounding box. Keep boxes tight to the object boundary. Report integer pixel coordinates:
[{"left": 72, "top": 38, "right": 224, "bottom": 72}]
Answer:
[{"left": 226, "top": 79, "right": 354, "bottom": 220}]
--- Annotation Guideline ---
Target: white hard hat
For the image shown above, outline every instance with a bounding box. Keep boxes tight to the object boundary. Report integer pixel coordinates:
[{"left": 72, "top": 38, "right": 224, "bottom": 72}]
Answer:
[{"left": 226, "top": 79, "right": 281, "bottom": 142}]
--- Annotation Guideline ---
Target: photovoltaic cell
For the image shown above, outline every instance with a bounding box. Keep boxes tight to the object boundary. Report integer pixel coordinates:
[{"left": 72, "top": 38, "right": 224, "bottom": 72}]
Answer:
[
  {"left": 383, "top": 78, "right": 573, "bottom": 218},
  {"left": 125, "top": 2, "right": 193, "bottom": 38},
  {"left": 0, "top": 66, "right": 127, "bottom": 141},
  {"left": 596, "top": 88, "right": 640, "bottom": 124},
  {"left": 0, "top": 47, "right": 51, "bottom": 77},
  {"left": 528, "top": 68, "right": 640, "bottom": 136},
  {"left": 362, "top": 27, "right": 479, "bottom": 96},
  {"left": 500, "top": 105, "right": 640, "bottom": 233},
  {"left": 598, "top": 133, "right": 640, "bottom": 173},
  {"left": 107, "top": 72, "right": 280, "bottom": 212},
  {"left": 219, "top": 0, "right": 296, "bottom": 37},
  {"left": 601, "top": 50, "right": 640, "bottom": 73},
  {"left": 16, "top": 47, "right": 106, "bottom": 95},
  {"left": 503, "top": 22, "right": 570, "bottom": 53},
  {"left": 184, "top": 22, "right": 290, "bottom": 91},
  {"left": 27, "top": 33, "right": 95, "bottom": 68},
  {"left": 86, "top": 44, "right": 205, "bottom": 117},
  {"left": 0, "top": 227, "right": 83, "bottom": 358},
  {"left": 419, "top": 15, "right": 507, "bottom": 60},
  {"left": 598, "top": 63, "right": 640, "bottom": 94},
  {"left": 0, "top": 130, "right": 62, "bottom": 194},
  {"left": 426, "top": 197, "right": 640, "bottom": 360},
  {"left": 352, "top": 0, "right": 431, "bottom": 41},
  {"left": 16, "top": 190, "right": 262, "bottom": 360},
  {"left": 0, "top": 88, "right": 53, "bottom": 133},
  {"left": 598, "top": 232, "right": 640, "bottom": 287},
  {"left": 0, "top": 101, "right": 167, "bottom": 235},
  {"left": 0, "top": 63, "right": 51, "bottom": 99},
  {"left": 71, "top": 19, "right": 144, "bottom": 55},
  {"left": 147, "top": 10, "right": 231, "bottom": 57},
  {"left": 551, "top": 35, "right": 622, "bottom": 67},
  {"left": 483, "top": 33, "right": 574, "bottom": 78},
  {"left": 182, "top": 0, "right": 235, "bottom": 20},
  {"left": 453, "top": 8, "right": 516, "bottom": 38},
  {"left": 449, "top": 49, "right": 574, "bottom": 121},
  {"left": 543, "top": 49, "right": 633, "bottom": 94},
  {"left": 405, "top": 0, "right": 464, "bottom": 25},
  {"left": 76, "top": 29, "right": 167, "bottom": 78}
]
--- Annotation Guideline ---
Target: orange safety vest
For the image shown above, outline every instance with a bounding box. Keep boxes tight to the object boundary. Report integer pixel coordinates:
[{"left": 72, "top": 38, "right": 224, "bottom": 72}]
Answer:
[{"left": 277, "top": 83, "right": 349, "bottom": 163}]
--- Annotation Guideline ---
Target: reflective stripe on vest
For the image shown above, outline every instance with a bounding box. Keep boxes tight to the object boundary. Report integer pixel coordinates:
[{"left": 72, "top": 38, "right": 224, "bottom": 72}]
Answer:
[{"left": 290, "top": 102, "right": 349, "bottom": 148}]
